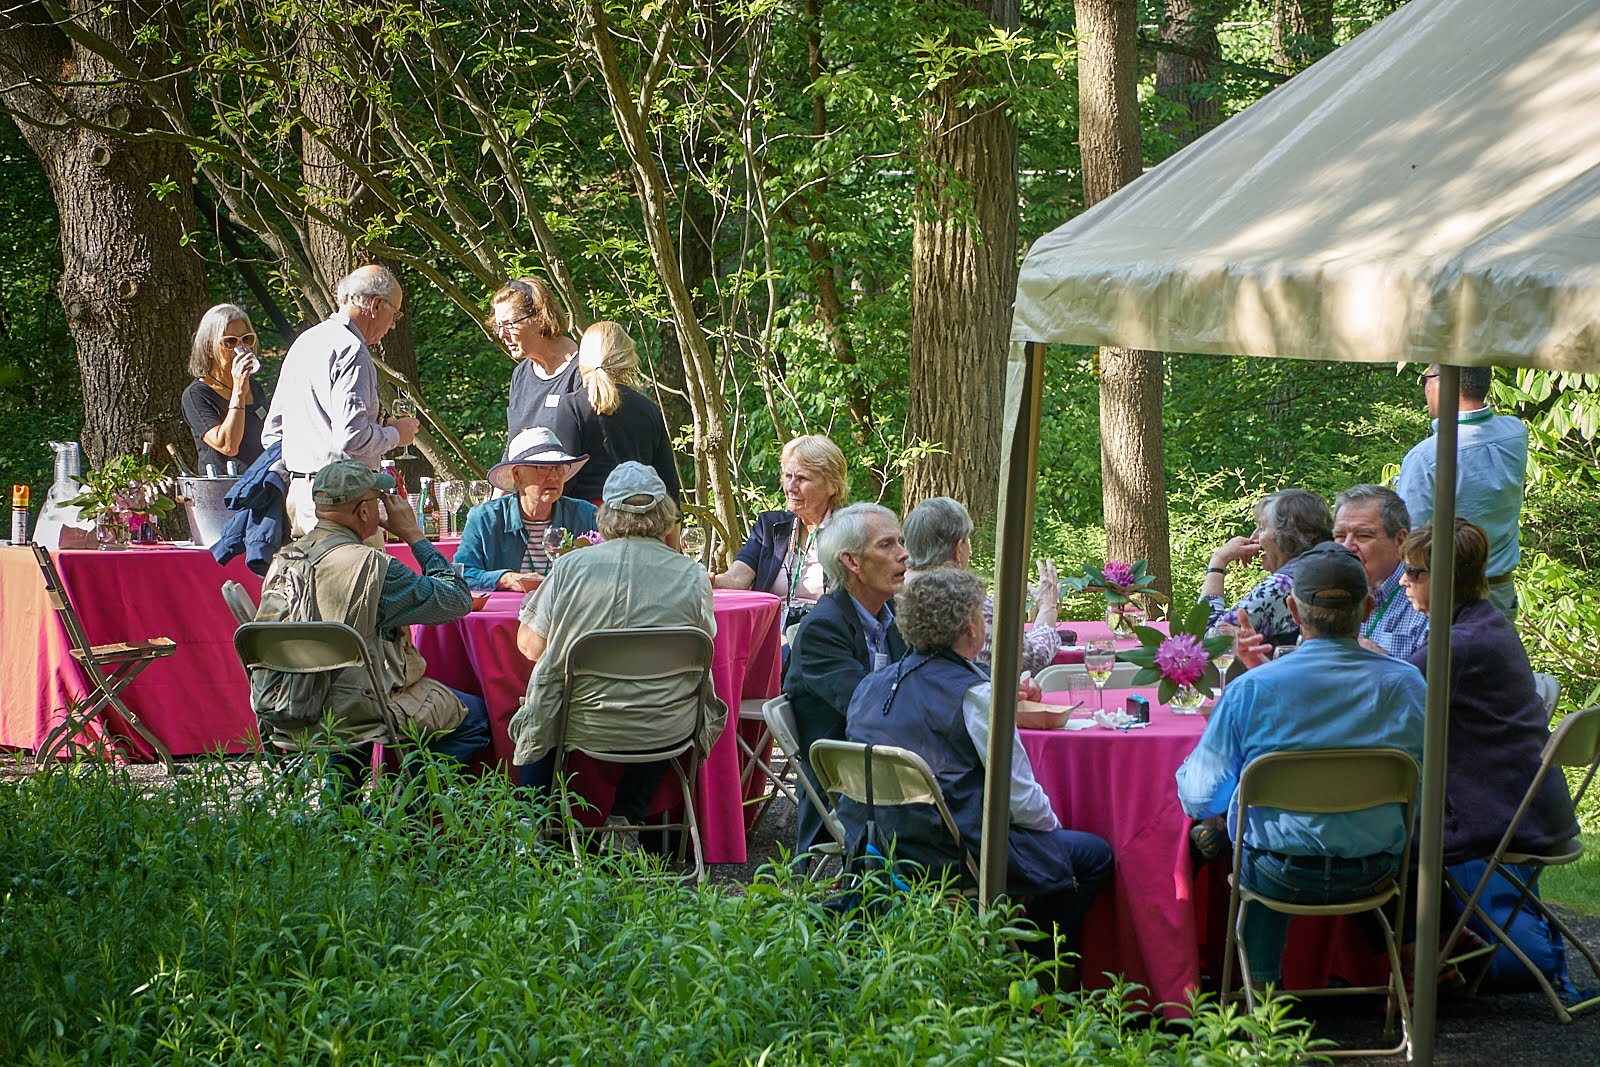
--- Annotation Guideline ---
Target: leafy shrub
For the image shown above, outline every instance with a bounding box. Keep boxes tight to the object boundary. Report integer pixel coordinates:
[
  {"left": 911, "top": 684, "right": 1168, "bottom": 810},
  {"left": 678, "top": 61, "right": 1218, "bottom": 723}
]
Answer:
[{"left": 0, "top": 756, "right": 1324, "bottom": 1065}]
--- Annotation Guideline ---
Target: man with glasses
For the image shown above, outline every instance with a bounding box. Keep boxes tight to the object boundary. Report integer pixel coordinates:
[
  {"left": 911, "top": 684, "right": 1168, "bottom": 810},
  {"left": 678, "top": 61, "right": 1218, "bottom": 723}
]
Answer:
[
  {"left": 1395, "top": 366, "right": 1528, "bottom": 622},
  {"left": 262, "top": 264, "right": 419, "bottom": 535},
  {"left": 489, "top": 277, "right": 581, "bottom": 456}
]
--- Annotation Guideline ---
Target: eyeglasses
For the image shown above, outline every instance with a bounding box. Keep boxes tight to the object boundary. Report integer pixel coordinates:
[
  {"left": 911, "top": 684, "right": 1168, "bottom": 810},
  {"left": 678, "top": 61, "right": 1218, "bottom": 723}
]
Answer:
[
  {"left": 1420, "top": 372, "right": 1440, "bottom": 384},
  {"left": 494, "top": 309, "right": 535, "bottom": 334},
  {"left": 371, "top": 297, "right": 404, "bottom": 322},
  {"left": 1402, "top": 564, "right": 1429, "bottom": 579},
  {"left": 221, "top": 333, "right": 257, "bottom": 348}
]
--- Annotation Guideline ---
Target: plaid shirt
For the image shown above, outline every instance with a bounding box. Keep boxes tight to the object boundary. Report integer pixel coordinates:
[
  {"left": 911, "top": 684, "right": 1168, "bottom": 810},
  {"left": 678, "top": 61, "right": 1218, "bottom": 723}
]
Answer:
[{"left": 1363, "top": 563, "right": 1429, "bottom": 658}]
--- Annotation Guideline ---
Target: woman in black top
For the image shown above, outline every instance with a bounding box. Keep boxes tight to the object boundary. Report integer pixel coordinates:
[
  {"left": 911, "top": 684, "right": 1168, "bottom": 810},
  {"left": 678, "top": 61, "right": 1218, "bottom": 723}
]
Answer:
[
  {"left": 180, "top": 302, "right": 267, "bottom": 474},
  {"left": 548, "top": 321, "right": 680, "bottom": 503}
]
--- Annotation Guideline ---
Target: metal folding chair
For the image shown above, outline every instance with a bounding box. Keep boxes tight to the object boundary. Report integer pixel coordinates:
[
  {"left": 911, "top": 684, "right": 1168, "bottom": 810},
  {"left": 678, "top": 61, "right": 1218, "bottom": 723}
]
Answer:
[
  {"left": 761, "top": 695, "right": 846, "bottom": 877},
  {"left": 1439, "top": 705, "right": 1600, "bottom": 1023},
  {"left": 220, "top": 580, "right": 257, "bottom": 625},
  {"left": 33, "top": 544, "right": 177, "bottom": 769},
  {"left": 1034, "top": 660, "right": 1140, "bottom": 693},
  {"left": 736, "top": 697, "right": 800, "bottom": 829},
  {"left": 1532, "top": 672, "right": 1560, "bottom": 718},
  {"left": 553, "top": 626, "right": 714, "bottom": 883},
  {"left": 232, "top": 620, "right": 399, "bottom": 758},
  {"left": 809, "top": 739, "right": 981, "bottom": 885},
  {"left": 1221, "top": 747, "right": 1419, "bottom": 1060}
]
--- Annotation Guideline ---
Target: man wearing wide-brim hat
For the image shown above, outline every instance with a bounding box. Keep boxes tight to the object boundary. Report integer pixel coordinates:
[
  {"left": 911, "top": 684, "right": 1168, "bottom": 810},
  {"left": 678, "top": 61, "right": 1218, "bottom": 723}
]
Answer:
[{"left": 454, "top": 426, "right": 599, "bottom": 592}]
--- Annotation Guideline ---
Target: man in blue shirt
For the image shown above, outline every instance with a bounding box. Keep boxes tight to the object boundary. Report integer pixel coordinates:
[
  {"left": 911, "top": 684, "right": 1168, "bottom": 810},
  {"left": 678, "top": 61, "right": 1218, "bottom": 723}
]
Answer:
[
  {"left": 1396, "top": 365, "right": 1527, "bottom": 622},
  {"left": 784, "top": 503, "right": 908, "bottom": 855},
  {"left": 1176, "top": 542, "right": 1426, "bottom": 985},
  {"left": 1333, "top": 485, "right": 1428, "bottom": 658}
]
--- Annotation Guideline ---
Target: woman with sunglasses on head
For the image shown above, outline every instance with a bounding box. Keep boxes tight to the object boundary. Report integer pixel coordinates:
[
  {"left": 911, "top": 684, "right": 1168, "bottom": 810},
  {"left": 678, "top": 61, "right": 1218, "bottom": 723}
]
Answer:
[
  {"left": 489, "top": 277, "right": 581, "bottom": 455},
  {"left": 181, "top": 303, "right": 268, "bottom": 474}
]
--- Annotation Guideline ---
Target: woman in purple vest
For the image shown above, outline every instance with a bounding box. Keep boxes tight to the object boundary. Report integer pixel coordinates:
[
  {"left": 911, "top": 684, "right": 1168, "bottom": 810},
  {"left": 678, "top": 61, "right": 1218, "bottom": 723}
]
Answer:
[{"left": 842, "top": 568, "right": 1114, "bottom": 971}]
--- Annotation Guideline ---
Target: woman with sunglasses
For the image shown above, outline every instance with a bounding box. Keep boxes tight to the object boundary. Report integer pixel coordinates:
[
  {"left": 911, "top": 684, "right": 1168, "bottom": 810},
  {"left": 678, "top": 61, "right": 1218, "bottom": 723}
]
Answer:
[
  {"left": 181, "top": 303, "right": 268, "bottom": 474},
  {"left": 489, "top": 277, "right": 581, "bottom": 455}
]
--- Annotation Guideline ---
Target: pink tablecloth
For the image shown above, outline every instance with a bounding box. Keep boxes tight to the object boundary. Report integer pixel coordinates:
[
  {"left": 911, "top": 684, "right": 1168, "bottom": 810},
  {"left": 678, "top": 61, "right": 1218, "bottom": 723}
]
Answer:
[
  {"left": 1025, "top": 684, "right": 1389, "bottom": 1012},
  {"left": 409, "top": 588, "right": 783, "bottom": 864},
  {"left": 1, "top": 539, "right": 472, "bottom": 760},
  {"left": 1049, "top": 617, "right": 1169, "bottom": 664}
]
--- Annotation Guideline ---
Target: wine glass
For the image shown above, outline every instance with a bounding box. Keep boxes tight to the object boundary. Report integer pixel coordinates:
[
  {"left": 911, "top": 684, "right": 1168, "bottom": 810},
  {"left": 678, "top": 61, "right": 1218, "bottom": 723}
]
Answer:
[
  {"left": 468, "top": 479, "right": 493, "bottom": 507},
  {"left": 1207, "top": 622, "right": 1238, "bottom": 696},
  {"left": 1084, "top": 639, "right": 1117, "bottom": 712},
  {"left": 436, "top": 480, "right": 464, "bottom": 536},
  {"left": 391, "top": 393, "right": 417, "bottom": 460},
  {"left": 542, "top": 526, "right": 567, "bottom": 557},
  {"left": 680, "top": 525, "right": 706, "bottom": 560}
]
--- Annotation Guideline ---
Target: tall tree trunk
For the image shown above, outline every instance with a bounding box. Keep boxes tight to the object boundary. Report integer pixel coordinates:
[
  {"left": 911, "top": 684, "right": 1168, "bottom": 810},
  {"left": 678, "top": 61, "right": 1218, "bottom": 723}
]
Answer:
[
  {"left": 903, "top": 0, "right": 1019, "bottom": 524},
  {"left": 1078, "top": 0, "right": 1172, "bottom": 602},
  {"left": 1155, "top": 0, "right": 1229, "bottom": 150},
  {"left": 1272, "top": 0, "right": 1335, "bottom": 72},
  {"left": 0, "top": 2, "right": 209, "bottom": 471}
]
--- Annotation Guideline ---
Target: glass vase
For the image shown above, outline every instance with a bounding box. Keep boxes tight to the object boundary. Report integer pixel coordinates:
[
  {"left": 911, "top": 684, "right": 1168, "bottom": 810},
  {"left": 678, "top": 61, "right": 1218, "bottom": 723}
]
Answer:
[
  {"left": 1169, "top": 684, "right": 1206, "bottom": 714},
  {"left": 1105, "top": 602, "right": 1144, "bottom": 636},
  {"left": 96, "top": 514, "right": 132, "bottom": 550}
]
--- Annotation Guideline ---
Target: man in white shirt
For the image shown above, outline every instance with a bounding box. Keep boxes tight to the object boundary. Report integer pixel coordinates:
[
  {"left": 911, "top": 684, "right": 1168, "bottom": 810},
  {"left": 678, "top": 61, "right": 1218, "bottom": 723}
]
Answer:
[{"left": 262, "top": 264, "right": 419, "bottom": 534}]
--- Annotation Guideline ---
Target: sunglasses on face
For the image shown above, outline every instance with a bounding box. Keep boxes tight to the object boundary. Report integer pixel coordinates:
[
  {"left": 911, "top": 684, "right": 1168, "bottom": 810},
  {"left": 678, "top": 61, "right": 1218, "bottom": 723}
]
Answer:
[
  {"left": 222, "top": 333, "right": 257, "bottom": 348},
  {"left": 1403, "top": 564, "right": 1429, "bottom": 579}
]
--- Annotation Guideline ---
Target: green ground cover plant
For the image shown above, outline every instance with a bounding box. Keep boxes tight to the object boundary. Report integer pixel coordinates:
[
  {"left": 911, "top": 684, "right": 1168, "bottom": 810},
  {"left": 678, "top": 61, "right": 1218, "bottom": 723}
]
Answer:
[{"left": 0, "top": 755, "right": 1326, "bottom": 1065}]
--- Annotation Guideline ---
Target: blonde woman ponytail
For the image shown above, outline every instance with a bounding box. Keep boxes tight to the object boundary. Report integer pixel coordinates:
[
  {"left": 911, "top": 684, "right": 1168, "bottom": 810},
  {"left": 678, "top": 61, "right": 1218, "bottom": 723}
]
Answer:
[{"left": 577, "top": 320, "right": 638, "bottom": 416}]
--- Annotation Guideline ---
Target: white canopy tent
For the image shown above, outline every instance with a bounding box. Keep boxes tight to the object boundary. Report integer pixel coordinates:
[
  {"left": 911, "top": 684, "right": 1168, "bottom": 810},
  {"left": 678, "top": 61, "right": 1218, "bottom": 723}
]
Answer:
[{"left": 984, "top": 1, "right": 1600, "bottom": 1062}]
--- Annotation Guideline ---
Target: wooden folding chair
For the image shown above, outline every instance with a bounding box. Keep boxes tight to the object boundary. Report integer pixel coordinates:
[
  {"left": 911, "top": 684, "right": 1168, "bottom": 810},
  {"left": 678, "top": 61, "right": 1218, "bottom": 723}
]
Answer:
[
  {"left": 553, "top": 626, "right": 714, "bottom": 883},
  {"left": 1221, "top": 747, "right": 1419, "bottom": 1059},
  {"left": 809, "top": 739, "right": 981, "bottom": 885},
  {"left": 33, "top": 544, "right": 177, "bottom": 770},
  {"left": 1439, "top": 705, "right": 1600, "bottom": 1023}
]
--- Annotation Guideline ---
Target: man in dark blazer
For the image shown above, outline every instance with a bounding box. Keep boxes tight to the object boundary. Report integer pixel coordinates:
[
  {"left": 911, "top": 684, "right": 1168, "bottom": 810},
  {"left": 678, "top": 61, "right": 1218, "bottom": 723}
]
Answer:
[{"left": 784, "top": 502, "right": 908, "bottom": 856}]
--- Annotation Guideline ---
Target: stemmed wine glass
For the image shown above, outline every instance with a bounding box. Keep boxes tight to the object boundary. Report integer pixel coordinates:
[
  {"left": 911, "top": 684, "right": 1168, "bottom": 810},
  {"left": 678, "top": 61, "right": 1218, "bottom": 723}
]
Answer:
[
  {"left": 468, "top": 479, "right": 493, "bottom": 507},
  {"left": 1084, "top": 638, "right": 1117, "bottom": 712},
  {"left": 391, "top": 393, "right": 417, "bottom": 460},
  {"left": 1207, "top": 622, "right": 1238, "bottom": 697},
  {"left": 542, "top": 526, "right": 567, "bottom": 556},
  {"left": 680, "top": 525, "right": 706, "bottom": 560},
  {"left": 436, "top": 481, "right": 464, "bottom": 536}
]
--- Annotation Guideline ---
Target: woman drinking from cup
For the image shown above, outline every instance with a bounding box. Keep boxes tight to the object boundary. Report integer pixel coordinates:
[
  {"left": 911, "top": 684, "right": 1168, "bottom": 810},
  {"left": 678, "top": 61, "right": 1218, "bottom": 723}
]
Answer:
[{"left": 181, "top": 303, "right": 267, "bottom": 474}]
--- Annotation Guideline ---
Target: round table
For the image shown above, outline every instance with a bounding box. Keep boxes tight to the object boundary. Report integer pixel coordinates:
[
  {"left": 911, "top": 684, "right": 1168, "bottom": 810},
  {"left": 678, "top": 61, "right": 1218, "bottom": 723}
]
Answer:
[{"left": 409, "top": 588, "right": 783, "bottom": 863}]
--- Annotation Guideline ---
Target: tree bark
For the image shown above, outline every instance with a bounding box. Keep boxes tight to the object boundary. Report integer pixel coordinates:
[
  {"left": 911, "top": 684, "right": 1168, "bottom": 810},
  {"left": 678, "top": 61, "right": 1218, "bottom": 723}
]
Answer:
[
  {"left": 0, "top": 2, "right": 209, "bottom": 471},
  {"left": 1155, "top": 0, "right": 1229, "bottom": 150},
  {"left": 1077, "top": 0, "right": 1172, "bottom": 601},
  {"left": 903, "top": 0, "right": 1019, "bottom": 524},
  {"left": 1272, "top": 0, "right": 1335, "bottom": 72}
]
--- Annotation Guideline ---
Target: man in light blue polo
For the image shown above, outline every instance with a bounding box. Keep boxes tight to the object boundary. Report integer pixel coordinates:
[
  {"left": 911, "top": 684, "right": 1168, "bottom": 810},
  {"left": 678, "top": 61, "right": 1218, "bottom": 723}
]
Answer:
[
  {"left": 1176, "top": 542, "right": 1426, "bottom": 987},
  {"left": 1396, "top": 365, "right": 1527, "bottom": 622}
]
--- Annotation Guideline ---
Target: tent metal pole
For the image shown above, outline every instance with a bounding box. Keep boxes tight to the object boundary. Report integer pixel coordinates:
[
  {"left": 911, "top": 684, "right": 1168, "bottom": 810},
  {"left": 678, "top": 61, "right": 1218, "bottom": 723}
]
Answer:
[
  {"left": 982, "top": 341, "right": 1046, "bottom": 905},
  {"left": 1412, "top": 364, "right": 1460, "bottom": 1067}
]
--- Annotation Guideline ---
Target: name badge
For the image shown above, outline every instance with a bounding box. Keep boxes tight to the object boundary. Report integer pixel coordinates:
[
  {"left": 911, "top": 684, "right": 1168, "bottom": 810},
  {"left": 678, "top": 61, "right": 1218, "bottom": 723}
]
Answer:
[
  {"left": 545, "top": 395, "right": 560, "bottom": 407},
  {"left": 872, "top": 652, "right": 888, "bottom": 671}
]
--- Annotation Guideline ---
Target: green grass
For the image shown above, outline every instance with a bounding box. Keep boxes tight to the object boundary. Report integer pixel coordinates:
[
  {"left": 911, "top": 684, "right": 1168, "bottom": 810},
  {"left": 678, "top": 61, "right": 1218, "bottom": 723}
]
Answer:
[
  {"left": 0, "top": 754, "right": 1329, "bottom": 1065},
  {"left": 1538, "top": 832, "right": 1600, "bottom": 916}
]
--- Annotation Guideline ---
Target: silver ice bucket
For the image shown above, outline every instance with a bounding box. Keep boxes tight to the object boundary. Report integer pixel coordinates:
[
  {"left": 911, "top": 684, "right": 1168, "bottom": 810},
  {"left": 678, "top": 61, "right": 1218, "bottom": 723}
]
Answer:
[{"left": 178, "top": 475, "right": 240, "bottom": 548}]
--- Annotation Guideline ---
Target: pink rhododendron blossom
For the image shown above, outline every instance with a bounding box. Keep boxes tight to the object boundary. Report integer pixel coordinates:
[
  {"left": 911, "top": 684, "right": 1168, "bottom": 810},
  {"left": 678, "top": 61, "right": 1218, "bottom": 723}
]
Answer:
[
  {"left": 1155, "top": 633, "right": 1208, "bottom": 688},
  {"left": 580, "top": 530, "right": 605, "bottom": 545},
  {"left": 1102, "top": 560, "right": 1135, "bottom": 588}
]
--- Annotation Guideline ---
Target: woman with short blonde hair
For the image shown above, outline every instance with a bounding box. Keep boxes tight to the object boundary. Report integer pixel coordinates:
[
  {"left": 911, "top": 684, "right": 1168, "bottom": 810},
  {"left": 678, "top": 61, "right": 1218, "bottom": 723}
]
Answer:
[{"left": 547, "top": 320, "right": 679, "bottom": 504}]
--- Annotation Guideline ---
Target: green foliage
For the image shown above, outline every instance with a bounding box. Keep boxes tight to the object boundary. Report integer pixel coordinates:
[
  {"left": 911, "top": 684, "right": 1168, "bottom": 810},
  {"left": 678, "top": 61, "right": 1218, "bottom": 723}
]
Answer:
[
  {"left": 61, "top": 454, "right": 177, "bottom": 524},
  {"left": 1539, "top": 832, "right": 1600, "bottom": 916},
  {"left": 0, "top": 756, "right": 1326, "bottom": 1064}
]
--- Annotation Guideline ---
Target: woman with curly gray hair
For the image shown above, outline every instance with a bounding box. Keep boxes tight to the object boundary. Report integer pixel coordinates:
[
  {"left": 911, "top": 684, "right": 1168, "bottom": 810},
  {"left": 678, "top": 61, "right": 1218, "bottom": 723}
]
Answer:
[
  {"left": 1199, "top": 488, "right": 1333, "bottom": 649},
  {"left": 841, "top": 567, "right": 1113, "bottom": 970}
]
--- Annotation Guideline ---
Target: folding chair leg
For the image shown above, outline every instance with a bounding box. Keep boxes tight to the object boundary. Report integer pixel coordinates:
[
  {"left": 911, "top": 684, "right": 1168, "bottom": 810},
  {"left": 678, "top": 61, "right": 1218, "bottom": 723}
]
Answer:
[{"left": 670, "top": 756, "right": 705, "bottom": 884}]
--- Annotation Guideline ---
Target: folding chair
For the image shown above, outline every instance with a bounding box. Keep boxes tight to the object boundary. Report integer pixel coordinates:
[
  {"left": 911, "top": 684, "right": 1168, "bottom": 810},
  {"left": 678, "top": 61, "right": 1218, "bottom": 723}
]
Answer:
[
  {"left": 1034, "top": 661, "right": 1140, "bottom": 693},
  {"left": 1221, "top": 747, "right": 1419, "bottom": 1059},
  {"left": 33, "top": 544, "right": 177, "bottom": 770},
  {"left": 762, "top": 695, "right": 846, "bottom": 877},
  {"left": 809, "top": 739, "right": 981, "bottom": 886},
  {"left": 221, "top": 580, "right": 257, "bottom": 625},
  {"left": 1439, "top": 704, "right": 1600, "bottom": 1023},
  {"left": 232, "top": 620, "right": 399, "bottom": 767},
  {"left": 1532, "top": 672, "right": 1560, "bottom": 718},
  {"left": 736, "top": 697, "right": 800, "bottom": 828},
  {"left": 553, "top": 627, "right": 714, "bottom": 883}
]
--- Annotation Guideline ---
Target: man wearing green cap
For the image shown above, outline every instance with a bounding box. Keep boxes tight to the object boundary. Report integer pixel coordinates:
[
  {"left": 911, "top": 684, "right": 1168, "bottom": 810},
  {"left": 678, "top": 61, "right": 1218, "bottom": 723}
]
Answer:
[{"left": 254, "top": 459, "right": 489, "bottom": 788}]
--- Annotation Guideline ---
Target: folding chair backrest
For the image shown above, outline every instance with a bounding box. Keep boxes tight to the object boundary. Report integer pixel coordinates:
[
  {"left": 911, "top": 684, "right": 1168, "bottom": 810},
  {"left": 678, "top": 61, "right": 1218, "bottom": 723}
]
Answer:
[
  {"left": 561, "top": 627, "right": 713, "bottom": 743},
  {"left": 1035, "top": 660, "right": 1140, "bottom": 693},
  {"left": 32, "top": 544, "right": 95, "bottom": 657},
  {"left": 233, "top": 620, "right": 394, "bottom": 731},
  {"left": 1547, "top": 705, "right": 1600, "bottom": 771},
  {"left": 221, "top": 580, "right": 257, "bottom": 625},
  {"left": 809, "top": 739, "right": 975, "bottom": 880},
  {"left": 1240, "top": 747, "right": 1419, "bottom": 815},
  {"left": 1532, "top": 672, "right": 1561, "bottom": 718},
  {"left": 762, "top": 695, "right": 847, "bottom": 848}
]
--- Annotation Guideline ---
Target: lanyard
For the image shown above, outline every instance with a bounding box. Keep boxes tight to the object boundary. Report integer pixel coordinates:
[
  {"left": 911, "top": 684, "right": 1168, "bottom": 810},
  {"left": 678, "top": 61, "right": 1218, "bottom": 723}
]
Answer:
[
  {"left": 1363, "top": 582, "right": 1400, "bottom": 636},
  {"left": 786, "top": 521, "right": 816, "bottom": 605}
]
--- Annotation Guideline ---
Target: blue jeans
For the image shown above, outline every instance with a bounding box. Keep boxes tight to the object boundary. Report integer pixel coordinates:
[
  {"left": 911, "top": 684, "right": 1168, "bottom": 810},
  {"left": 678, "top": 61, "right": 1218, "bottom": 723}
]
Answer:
[{"left": 1239, "top": 848, "right": 1401, "bottom": 983}]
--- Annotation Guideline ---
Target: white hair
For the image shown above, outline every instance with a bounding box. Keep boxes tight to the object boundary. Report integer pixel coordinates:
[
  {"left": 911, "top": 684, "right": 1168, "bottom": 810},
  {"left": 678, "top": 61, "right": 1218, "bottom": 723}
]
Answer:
[
  {"left": 336, "top": 265, "right": 400, "bottom": 307},
  {"left": 817, "top": 502, "right": 898, "bottom": 589}
]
